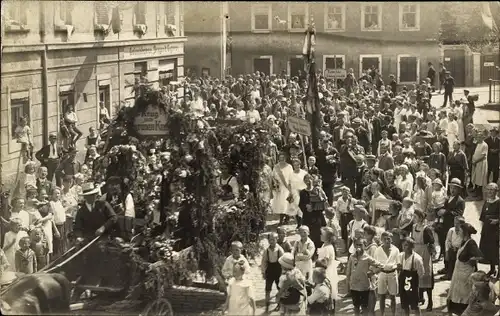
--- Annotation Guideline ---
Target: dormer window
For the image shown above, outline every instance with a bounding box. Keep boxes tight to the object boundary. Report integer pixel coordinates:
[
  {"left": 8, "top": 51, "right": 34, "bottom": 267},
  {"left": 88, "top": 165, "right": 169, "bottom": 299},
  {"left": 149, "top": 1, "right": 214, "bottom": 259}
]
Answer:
[
  {"left": 5, "top": 1, "right": 29, "bottom": 33},
  {"left": 54, "top": 1, "right": 74, "bottom": 37},
  {"left": 133, "top": 2, "right": 147, "bottom": 35}
]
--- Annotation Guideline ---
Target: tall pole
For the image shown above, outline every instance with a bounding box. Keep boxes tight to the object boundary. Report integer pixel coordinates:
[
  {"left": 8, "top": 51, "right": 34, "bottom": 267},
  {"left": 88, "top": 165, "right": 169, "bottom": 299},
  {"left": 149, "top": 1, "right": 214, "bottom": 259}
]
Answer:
[
  {"left": 303, "top": 18, "right": 320, "bottom": 152},
  {"left": 220, "top": 2, "right": 228, "bottom": 79}
]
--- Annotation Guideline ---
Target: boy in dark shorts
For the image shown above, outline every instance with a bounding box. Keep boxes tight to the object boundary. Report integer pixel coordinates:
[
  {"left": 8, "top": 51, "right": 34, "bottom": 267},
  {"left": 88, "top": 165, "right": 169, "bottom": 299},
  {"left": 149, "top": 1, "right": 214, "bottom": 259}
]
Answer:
[
  {"left": 261, "top": 232, "right": 284, "bottom": 313},
  {"left": 398, "top": 237, "right": 425, "bottom": 316}
]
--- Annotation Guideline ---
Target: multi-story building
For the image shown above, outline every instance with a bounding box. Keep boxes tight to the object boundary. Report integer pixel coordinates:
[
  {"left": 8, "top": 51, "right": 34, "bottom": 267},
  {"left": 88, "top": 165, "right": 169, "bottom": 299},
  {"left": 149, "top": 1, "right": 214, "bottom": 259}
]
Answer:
[
  {"left": 185, "top": 2, "right": 440, "bottom": 84},
  {"left": 1, "top": 1, "right": 185, "bottom": 186}
]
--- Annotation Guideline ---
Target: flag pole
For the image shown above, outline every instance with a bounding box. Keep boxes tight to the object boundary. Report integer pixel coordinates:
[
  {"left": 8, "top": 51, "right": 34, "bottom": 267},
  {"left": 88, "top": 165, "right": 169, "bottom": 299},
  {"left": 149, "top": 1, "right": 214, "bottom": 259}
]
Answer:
[{"left": 303, "top": 18, "right": 320, "bottom": 153}]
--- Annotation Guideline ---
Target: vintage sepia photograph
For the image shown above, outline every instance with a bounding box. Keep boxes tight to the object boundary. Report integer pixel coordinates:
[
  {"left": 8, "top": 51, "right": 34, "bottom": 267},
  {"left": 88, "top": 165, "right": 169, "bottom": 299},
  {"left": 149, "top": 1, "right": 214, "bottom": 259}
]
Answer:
[{"left": 0, "top": 1, "right": 499, "bottom": 315}]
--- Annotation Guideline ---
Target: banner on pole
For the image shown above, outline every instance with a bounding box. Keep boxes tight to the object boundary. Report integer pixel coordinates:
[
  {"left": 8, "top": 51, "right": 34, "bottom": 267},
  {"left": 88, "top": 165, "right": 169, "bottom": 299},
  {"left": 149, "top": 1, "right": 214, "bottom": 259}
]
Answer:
[{"left": 288, "top": 116, "right": 312, "bottom": 136}]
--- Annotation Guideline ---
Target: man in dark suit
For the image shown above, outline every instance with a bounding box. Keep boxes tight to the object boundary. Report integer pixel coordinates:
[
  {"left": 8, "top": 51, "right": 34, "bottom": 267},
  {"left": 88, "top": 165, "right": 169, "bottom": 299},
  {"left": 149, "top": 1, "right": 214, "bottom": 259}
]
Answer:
[
  {"left": 316, "top": 139, "right": 339, "bottom": 205},
  {"left": 427, "top": 62, "right": 436, "bottom": 91},
  {"left": 72, "top": 182, "right": 117, "bottom": 301},
  {"left": 55, "top": 147, "right": 81, "bottom": 188},
  {"left": 35, "top": 132, "right": 61, "bottom": 183},
  {"left": 442, "top": 71, "right": 455, "bottom": 107},
  {"left": 436, "top": 178, "right": 465, "bottom": 277},
  {"left": 339, "top": 138, "right": 358, "bottom": 194},
  {"left": 333, "top": 114, "right": 348, "bottom": 149}
]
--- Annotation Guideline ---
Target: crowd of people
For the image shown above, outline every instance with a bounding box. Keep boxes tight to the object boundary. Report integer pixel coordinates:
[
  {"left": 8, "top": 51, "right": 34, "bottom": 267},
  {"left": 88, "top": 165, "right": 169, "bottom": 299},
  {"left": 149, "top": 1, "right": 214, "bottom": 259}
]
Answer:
[{"left": 1, "top": 65, "right": 499, "bottom": 316}]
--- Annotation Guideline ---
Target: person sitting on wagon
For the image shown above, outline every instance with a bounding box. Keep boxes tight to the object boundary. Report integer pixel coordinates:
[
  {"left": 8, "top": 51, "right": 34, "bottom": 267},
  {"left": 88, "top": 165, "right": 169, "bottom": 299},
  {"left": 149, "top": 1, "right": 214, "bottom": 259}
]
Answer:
[
  {"left": 72, "top": 182, "right": 117, "bottom": 302},
  {"left": 100, "top": 176, "right": 135, "bottom": 241}
]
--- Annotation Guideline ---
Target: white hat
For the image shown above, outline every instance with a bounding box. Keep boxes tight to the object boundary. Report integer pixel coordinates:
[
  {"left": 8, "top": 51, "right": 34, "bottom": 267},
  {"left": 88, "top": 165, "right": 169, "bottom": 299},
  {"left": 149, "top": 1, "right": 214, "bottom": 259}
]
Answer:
[
  {"left": 80, "top": 183, "right": 100, "bottom": 196},
  {"left": 278, "top": 253, "right": 295, "bottom": 270}
]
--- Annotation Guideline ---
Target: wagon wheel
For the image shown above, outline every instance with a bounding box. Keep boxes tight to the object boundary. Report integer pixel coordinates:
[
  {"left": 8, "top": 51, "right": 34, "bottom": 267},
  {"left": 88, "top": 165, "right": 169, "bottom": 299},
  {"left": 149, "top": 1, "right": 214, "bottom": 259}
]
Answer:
[{"left": 141, "top": 298, "right": 173, "bottom": 316}]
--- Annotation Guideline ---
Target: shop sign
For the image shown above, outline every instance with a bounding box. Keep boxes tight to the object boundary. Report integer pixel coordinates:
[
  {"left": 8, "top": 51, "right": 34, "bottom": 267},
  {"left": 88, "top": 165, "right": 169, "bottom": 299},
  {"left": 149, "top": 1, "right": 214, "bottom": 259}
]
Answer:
[
  {"left": 123, "top": 43, "right": 184, "bottom": 60},
  {"left": 484, "top": 62, "right": 495, "bottom": 67},
  {"left": 133, "top": 105, "right": 168, "bottom": 136},
  {"left": 324, "top": 68, "right": 347, "bottom": 80},
  {"left": 288, "top": 116, "right": 311, "bottom": 136}
]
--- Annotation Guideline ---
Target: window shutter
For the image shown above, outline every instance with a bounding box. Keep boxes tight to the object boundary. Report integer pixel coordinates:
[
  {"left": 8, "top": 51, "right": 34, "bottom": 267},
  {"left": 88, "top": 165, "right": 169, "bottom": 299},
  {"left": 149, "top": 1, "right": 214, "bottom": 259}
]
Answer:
[
  {"left": 165, "top": 2, "right": 175, "bottom": 25},
  {"left": 96, "top": 2, "right": 109, "bottom": 24},
  {"left": 135, "top": 3, "right": 146, "bottom": 24}
]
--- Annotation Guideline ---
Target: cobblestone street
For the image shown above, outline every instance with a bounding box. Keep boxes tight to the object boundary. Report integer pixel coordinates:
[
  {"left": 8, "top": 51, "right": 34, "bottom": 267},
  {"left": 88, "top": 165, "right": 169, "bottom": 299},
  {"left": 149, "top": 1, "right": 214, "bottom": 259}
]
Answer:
[{"left": 246, "top": 91, "right": 497, "bottom": 316}]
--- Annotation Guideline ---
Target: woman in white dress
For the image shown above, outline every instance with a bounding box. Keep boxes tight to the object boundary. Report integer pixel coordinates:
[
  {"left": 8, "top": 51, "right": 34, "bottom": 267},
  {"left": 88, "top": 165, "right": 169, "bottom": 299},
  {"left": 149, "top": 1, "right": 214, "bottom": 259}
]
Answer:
[
  {"left": 450, "top": 101, "right": 465, "bottom": 142},
  {"left": 259, "top": 156, "right": 274, "bottom": 207},
  {"left": 446, "top": 112, "right": 459, "bottom": 148},
  {"left": 286, "top": 158, "right": 307, "bottom": 220},
  {"left": 471, "top": 131, "right": 489, "bottom": 198},
  {"left": 271, "top": 152, "right": 293, "bottom": 224},
  {"left": 317, "top": 226, "right": 339, "bottom": 301}
]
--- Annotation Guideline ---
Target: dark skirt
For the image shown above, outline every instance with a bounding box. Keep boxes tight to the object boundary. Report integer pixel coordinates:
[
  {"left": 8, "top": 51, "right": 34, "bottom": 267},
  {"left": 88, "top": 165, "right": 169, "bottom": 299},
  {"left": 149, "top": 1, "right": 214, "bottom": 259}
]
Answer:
[
  {"left": 52, "top": 223, "right": 69, "bottom": 259},
  {"left": 448, "top": 300, "right": 468, "bottom": 315}
]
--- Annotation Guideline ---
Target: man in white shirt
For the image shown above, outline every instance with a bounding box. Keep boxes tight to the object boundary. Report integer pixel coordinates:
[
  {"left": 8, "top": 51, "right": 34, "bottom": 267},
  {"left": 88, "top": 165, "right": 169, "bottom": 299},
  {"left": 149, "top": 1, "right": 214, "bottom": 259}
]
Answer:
[
  {"left": 374, "top": 231, "right": 400, "bottom": 316},
  {"left": 64, "top": 104, "right": 83, "bottom": 146}
]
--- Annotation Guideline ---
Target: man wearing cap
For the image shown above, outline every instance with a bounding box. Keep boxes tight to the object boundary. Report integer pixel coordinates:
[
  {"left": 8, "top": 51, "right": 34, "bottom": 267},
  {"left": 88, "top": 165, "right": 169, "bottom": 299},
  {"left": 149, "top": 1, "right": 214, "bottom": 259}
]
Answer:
[
  {"left": 55, "top": 147, "right": 81, "bottom": 188},
  {"left": 36, "top": 133, "right": 62, "bottom": 184},
  {"left": 442, "top": 71, "right": 455, "bottom": 108}
]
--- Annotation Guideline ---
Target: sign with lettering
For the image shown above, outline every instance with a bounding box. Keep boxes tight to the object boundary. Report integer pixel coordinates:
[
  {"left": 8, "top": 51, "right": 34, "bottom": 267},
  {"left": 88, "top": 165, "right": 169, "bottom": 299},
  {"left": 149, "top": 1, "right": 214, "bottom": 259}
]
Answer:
[
  {"left": 324, "top": 68, "right": 347, "bottom": 80},
  {"left": 444, "top": 57, "right": 451, "bottom": 61},
  {"left": 484, "top": 62, "right": 495, "bottom": 67},
  {"left": 288, "top": 116, "right": 311, "bottom": 136},
  {"left": 123, "top": 43, "right": 184, "bottom": 60},
  {"left": 133, "top": 105, "right": 168, "bottom": 136}
]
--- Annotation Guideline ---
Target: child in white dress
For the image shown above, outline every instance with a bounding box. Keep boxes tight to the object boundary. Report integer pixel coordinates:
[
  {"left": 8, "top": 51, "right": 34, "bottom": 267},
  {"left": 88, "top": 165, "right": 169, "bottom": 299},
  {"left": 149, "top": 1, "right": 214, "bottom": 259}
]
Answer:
[
  {"left": 222, "top": 241, "right": 251, "bottom": 282},
  {"left": 224, "top": 262, "right": 256, "bottom": 316},
  {"left": 317, "top": 226, "right": 339, "bottom": 300},
  {"left": 2, "top": 219, "right": 28, "bottom": 271}
]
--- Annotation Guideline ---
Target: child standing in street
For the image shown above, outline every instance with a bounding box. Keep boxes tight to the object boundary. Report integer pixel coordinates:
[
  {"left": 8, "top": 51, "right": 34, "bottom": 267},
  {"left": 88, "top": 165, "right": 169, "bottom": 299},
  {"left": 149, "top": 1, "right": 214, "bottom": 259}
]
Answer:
[
  {"left": 15, "top": 236, "right": 37, "bottom": 274},
  {"left": 277, "top": 226, "right": 293, "bottom": 253},
  {"left": 261, "top": 232, "right": 284, "bottom": 313},
  {"left": 345, "top": 238, "right": 385, "bottom": 316},
  {"left": 222, "top": 241, "right": 251, "bottom": 282},
  {"left": 398, "top": 237, "right": 425, "bottom": 316},
  {"left": 3, "top": 218, "right": 28, "bottom": 271},
  {"left": 224, "top": 262, "right": 256, "bottom": 316}
]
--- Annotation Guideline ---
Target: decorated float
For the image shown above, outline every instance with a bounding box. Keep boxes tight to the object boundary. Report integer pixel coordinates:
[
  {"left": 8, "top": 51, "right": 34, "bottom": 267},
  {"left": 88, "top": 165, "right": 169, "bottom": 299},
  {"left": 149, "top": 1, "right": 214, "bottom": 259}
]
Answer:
[{"left": 82, "top": 79, "right": 269, "bottom": 314}]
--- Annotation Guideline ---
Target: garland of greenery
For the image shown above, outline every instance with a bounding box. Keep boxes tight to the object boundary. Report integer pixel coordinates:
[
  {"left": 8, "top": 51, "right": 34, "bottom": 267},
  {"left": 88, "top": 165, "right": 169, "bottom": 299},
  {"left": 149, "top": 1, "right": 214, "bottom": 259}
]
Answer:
[{"left": 99, "top": 84, "right": 268, "bottom": 303}]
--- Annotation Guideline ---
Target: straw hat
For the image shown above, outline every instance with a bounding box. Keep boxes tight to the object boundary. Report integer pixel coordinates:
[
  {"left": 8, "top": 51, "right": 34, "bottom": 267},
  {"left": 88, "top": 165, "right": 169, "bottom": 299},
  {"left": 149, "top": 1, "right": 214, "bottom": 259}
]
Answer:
[
  {"left": 278, "top": 253, "right": 295, "bottom": 270},
  {"left": 432, "top": 178, "right": 443, "bottom": 187},
  {"left": 81, "top": 183, "right": 100, "bottom": 196},
  {"left": 448, "top": 178, "right": 463, "bottom": 188}
]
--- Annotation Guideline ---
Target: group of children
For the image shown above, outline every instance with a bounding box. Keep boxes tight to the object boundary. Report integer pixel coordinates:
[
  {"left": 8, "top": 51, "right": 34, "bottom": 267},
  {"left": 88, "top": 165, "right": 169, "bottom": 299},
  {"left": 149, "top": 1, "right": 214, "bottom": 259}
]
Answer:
[{"left": 218, "top": 210, "right": 498, "bottom": 316}]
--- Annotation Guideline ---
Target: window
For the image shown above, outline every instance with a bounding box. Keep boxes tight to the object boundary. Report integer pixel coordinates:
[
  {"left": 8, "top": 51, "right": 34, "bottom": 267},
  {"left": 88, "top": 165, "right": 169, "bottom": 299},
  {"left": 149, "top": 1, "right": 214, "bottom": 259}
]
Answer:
[
  {"left": 10, "top": 97, "right": 30, "bottom": 139},
  {"left": 324, "top": 4, "right": 345, "bottom": 31},
  {"left": 5, "top": 1, "right": 28, "bottom": 31},
  {"left": 165, "top": 2, "right": 179, "bottom": 36},
  {"left": 288, "top": 4, "right": 308, "bottom": 31},
  {"left": 323, "top": 55, "right": 345, "bottom": 70},
  {"left": 361, "top": 4, "right": 382, "bottom": 31},
  {"left": 99, "top": 85, "right": 111, "bottom": 116},
  {"left": 56, "top": 1, "right": 73, "bottom": 25},
  {"left": 398, "top": 55, "right": 419, "bottom": 83},
  {"left": 159, "top": 60, "right": 177, "bottom": 87},
  {"left": 399, "top": 3, "right": 420, "bottom": 31},
  {"left": 251, "top": 4, "right": 271, "bottom": 32},
  {"left": 289, "top": 56, "right": 303, "bottom": 77},
  {"left": 359, "top": 55, "right": 382, "bottom": 77},
  {"left": 134, "top": 62, "right": 148, "bottom": 80},
  {"left": 59, "top": 91, "right": 74, "bottom": 115},
  {"left": 95, "top": 2, "right": 110, "bottom": 25},
  {"left": 134, "top": 2, "right": 147, "bottom": 25}
]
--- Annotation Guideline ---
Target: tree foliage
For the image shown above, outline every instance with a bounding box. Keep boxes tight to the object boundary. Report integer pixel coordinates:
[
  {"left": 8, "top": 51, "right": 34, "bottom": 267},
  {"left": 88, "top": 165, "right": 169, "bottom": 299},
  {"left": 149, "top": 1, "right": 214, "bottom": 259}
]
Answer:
[{"left": 439, "top": 2, "right": 498, "bottom": 50}]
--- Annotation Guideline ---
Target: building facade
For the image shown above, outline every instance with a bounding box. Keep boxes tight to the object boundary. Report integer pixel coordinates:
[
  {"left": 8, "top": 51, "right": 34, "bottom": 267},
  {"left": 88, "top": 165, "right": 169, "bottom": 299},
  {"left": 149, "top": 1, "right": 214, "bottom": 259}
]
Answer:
[
  {"left": 184, "top": 2, "right": 441, "bottom": 84},
  {"left": 1, "top": 1, "right": 185, "bottom": 186}
]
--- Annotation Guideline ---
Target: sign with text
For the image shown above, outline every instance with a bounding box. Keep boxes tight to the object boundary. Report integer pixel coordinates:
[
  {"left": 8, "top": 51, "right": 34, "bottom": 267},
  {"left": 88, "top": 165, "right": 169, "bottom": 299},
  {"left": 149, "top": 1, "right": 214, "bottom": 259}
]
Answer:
[
  {"left": 123, "top": 43, "right": 184, "bottom": 60},
  {"left": 324, "top": 68, "right": 347, "bottom": 80},
  {"left": 288, "top": 116, "right": 311, "bottom": 136},
  {"left": 484, "top": 62, "right": 495, "bottom": 67},
  {"left": 133, "top": 105, "right": 168, "bottom": 136}
]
